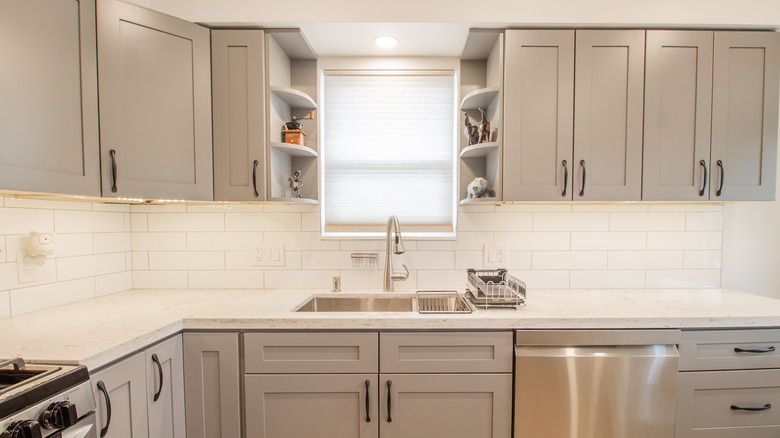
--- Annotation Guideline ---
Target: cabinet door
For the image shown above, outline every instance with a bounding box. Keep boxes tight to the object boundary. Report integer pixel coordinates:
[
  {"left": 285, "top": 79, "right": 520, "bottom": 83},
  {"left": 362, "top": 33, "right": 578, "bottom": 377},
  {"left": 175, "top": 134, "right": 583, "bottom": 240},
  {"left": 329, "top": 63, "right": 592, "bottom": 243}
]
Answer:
[
  {"left": 711, "top": 32, "right": 780, "bottom": 201},
  {"left": 643, "top": 31, "right": 714, "bottom": 201},
  {"left": 97, "top": 0, "right": 213, "bottom": 200},
  {"left": 245, "top": 374, "right": 379, "bottom": 438},
  {"left": 0, "top": 0, "right": 100, "bottom": 196},
  {"left": 212, "top": 29, "right": 267, "bottom": 201},
  {"left": 503, "top": 30, "right": 575, "bottom": 201},
  {"left": 380, "top": 374, "right": 512, "bottom": 438},
  {"left": 183, "top": 332, "right": 241, "bottom": 438},
  {"left": 91, "top": 352, "right": 149, "bottom": 438},
  {"left": 146, "top": 335, "right": 185, "bottom": 438},
  {"left": 574, "top": 30, "right": 645, "bottom": 201}
]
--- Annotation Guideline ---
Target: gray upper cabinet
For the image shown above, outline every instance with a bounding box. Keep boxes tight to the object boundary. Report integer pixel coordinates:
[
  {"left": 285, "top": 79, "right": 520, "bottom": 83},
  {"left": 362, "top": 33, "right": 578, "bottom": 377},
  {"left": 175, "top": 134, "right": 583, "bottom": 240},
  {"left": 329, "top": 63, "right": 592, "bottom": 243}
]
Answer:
[
  {"left": 574, "top": 30, "right": 645, "bottom": 201},
  {"left": 0, "top": 0, "right": 100, "bottom": 196},
  {"left": 212, "top": 29, "right": 267, "bottom": 201},
  {"left": 643, "top": 31, "right": 714, "bottom": 201},
  {"left": 503, "top": 30, "right": 574, "bottom": 201},
  {"left": 710, "top": 32, "right": 780, "bottom": 201},
  {"left": 97, "top": 0, "right": 213, "bottom": 201}
]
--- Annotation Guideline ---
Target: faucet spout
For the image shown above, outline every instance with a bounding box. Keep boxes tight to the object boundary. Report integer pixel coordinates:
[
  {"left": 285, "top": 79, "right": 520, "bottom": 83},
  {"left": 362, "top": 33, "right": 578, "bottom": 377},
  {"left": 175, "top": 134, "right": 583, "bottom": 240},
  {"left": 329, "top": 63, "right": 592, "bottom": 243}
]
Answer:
[{"left": 384, "top": 215, "right": 409, "bottom": 291}]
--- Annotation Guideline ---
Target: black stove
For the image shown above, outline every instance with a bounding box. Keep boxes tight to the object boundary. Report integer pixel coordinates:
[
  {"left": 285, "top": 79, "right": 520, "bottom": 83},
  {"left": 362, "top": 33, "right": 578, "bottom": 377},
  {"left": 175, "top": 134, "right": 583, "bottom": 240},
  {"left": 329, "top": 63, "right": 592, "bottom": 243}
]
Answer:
[{"left": 0, "top": 359, "right": 96, "bottom": 438}]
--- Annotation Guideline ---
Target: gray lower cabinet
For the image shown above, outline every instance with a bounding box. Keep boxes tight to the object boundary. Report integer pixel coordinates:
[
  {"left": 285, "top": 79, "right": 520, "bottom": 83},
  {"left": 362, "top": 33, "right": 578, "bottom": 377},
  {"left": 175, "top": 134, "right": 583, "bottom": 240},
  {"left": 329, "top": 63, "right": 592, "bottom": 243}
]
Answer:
[
  {"left": 90, "top": 335, "right": 185, "bottom": 438},
  {"left": 183, "top": 332, "right": 241, "bottom": 438},
  {"left": 96, "top": 0, "right": 213, "bottom": 201},
  {"left": 91, "top": 352, "right": 149, "bottom": 438},
  {"left": 710, "top": 32, "right": 780, "bottom": 201},
  {"left": 245, "top": 374, "right": 379, "bottom": 438},
  {"left": 676, "top": 329, "right": 780, "bottom": 437},
  {"left": 211, "top": 29, "right": 267, "bottom": 201},
  {"left": 643, "top": 30, "right": 714, "bottom": 201},
  {"left": 0, "top": 0, "right": 100, "bottom": 196}
]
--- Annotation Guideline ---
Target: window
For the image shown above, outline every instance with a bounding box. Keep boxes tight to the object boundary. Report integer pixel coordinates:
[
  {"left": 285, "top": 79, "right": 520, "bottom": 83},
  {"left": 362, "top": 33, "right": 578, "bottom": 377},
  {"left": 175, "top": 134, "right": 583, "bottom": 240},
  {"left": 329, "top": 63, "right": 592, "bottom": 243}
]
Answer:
[{"left": 321, "top": 71, "right": 456, "bottom": 237}]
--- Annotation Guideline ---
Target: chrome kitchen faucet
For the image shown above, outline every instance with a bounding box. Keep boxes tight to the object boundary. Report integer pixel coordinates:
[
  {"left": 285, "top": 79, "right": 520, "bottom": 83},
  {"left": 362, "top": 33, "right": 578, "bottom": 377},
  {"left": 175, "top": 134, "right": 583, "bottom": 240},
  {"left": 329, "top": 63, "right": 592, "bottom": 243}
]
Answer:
[{"left": 384, "top": 215, "right": 409, "bottom": 291}]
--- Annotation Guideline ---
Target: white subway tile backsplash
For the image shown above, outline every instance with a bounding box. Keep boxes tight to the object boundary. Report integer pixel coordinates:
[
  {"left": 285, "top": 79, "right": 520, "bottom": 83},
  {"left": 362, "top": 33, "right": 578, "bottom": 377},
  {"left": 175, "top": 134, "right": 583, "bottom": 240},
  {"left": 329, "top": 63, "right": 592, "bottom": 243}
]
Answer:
[
  {"left": 263, "top": 204, "right": 319, "bottom": 213},
  {"left": 148, "top": 213, "right": 224, "bottom": 232},
  {"left": 188, "top": 232, "right": 263, "bottom": 251},
  {"left": 10, "top": 278, "right": 95, "bottom": 316},
  {"left": 646, "top": 270, "right": 721, "bottom": 288},
  {"left": 93, "top": 233, "right": 131, "bottom": 254},
  {"left": 188, "top": 270, "right": 264, "bottom": 289},
  {"left": 454, "top": 251, "right": 483, "bottom": 270},
  {"left": 609, "top": 213, "right": 685, "bottom": 231},
  {"left": 301, "top": 213, "right": 320, "bottom": 232},
  {"left": 572, "top": 204, "right": 649, "bottom": 213},
  {"left": 459, "top": 212, "right": 532, "bottom": 232},
  {"left": 684, "top": 251, "right": 723, "bottom": 270},
  {"left": 339, "top": 270, "right": 386, "bottom": 290},
  {"left": 648, "top": 204, "right": 723, "bottom": 212},
  {"left": 0, "top": 208, "right": 54, "bottom": 234},
  {"left": 302, "top": 251, "right": 354, "bottom": 270},
  {"left": 225, "top": 213, "right": 300, "bottom": 232},
  {"left": 0, "top": 236, "right": 5, "bottom": 263},
  {"left": 264, "top": 269, "right": 339, "bottom": 289},
  {"left": 0, "top": 262, "right": 58, "bottom": 291},
  {"left": 0, "top": 291, "right": 9, "bottom": 318},
  {"left": 47, "top": 234, "right": 94, "bottom": 258},
  {"left": 507, "top": 251, "right": 533, "bottom": 270},
  {"left": 495, "top": 232, "right": 570, "bottom": 251},
  {"left": 225, "top": 251, "right": 302, "bottom": 270},
  {"left": 339, "top": 239, "right": 418, "bottom": 251},
  {"left": 264, "top": 232, "right": 338, "bottom": 251},
  {"left": 92, "top": 202, "right": 131, "bottom": 212},
  {"left": 4, "top": 198, "right": 91, "bottom": 211},
  {"left": 533, "top": 213, "right": 609, "bottom": 232},
  {"left": 570, "top": 270, "right": 646, "bottom": 289},
  {"left": 96, "top": 272, "right": 132, "bottom": 297},
  {"left": 131, "top": 252, "right": 149, "bottom": 270},
  {"left": 187, "top": 204, "right": 265, "bottom": 213},
  {"left": 571, "top": 232, "right": 646, "bottom": 251},
  {"left": 647, "top": 232, "right": 722, "bottom": 250},
  {"left": 55, "top": 210, "right": 125, "bottom": 233},
  {"left": 685, "top": 212, "right": 724, "bottom": 231},
  {"left": 57, "top": 253, "right": 126, "bottom": 281},
  {"left": 148, "top": 251, "right": 225, "bottom": 270},
  {"left": 511, "top": 270, "right": 570, "bottom": 289},
  {"left": 607, "top": 251, "right": 684, "bottom": 270},
  {"left": 131, "top": 233, "right": 187, "bottom": 251},
  {"left": 130, "top": 213, "right": 148, "bottom": 232},
  {"left": 133, "top": 271, "right": 187, "bottom": 289},
  {"left": 533, "top": 251, "right": 608, "bottom": 270},
  {"left": 131, "top": 204, "right": 187, "bottom": 213},
  {"left": 398, "top": 251, "right": 455, "bottom": 270},
  {"left": 417, "top": 232, "right": 493, "bottom": 251},
  {"left": 416, "top": 270, "right": 463, "bottom": 290}
]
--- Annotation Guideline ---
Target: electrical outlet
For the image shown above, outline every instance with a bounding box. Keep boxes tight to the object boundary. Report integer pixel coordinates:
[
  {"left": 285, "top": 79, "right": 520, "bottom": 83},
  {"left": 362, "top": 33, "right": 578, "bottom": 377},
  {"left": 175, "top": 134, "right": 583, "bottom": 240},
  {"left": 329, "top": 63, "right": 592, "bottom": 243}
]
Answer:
[
  {"left": 251, "top": 243, "right": 285, "bottom": 267},
  {"left": 17, "top": 251, "right": 37, "bottom": 283},
  {"left": 483, "top": 244, "right": 508, "bottom": 268}
]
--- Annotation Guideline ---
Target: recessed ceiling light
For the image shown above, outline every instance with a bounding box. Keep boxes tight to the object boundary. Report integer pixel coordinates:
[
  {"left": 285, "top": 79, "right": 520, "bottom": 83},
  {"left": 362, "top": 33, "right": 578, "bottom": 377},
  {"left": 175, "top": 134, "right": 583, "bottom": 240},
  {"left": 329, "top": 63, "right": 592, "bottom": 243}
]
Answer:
[{"left": 374, "top": 35, "right": 398, "bottom": 48}]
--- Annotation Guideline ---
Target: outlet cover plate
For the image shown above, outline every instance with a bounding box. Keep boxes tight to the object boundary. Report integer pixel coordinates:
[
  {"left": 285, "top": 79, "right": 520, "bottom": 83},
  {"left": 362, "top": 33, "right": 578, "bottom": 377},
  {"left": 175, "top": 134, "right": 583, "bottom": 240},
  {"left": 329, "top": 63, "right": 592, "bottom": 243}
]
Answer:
[
  {"left": 251, "top": 243, "right": 285, "bottom": 267},
  {"left": 483, "top": 244, "right": 507, "bottom": 268},
  {"left": 17, "top": 251, "right": 38, "bottom": 283}
]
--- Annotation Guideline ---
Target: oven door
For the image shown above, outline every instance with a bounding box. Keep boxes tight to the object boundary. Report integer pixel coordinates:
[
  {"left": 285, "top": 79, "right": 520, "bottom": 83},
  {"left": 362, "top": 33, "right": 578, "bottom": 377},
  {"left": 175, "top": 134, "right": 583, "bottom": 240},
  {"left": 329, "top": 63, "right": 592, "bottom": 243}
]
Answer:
[{"left": 58, "top": 412, "right": 97, "bottom": 438}]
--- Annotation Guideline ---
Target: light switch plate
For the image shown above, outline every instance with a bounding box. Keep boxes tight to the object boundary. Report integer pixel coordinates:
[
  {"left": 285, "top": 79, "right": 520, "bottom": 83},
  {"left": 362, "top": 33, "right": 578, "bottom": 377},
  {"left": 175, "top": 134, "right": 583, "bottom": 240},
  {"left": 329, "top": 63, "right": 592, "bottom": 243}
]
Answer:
[
  {"left": 483, "top": 244, "right": 508, "bottom": 268},
  {"left": 251, "top": 243, "right": 285, "bottom": 267}
]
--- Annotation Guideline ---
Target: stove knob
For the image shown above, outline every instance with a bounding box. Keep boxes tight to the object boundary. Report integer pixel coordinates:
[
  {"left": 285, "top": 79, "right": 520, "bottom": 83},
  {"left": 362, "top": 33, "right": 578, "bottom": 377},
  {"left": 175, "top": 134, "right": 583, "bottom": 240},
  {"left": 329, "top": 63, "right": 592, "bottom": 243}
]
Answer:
[
  {"left": 0, "top": 420, "right": 42, "bottom": 438},
  {"left": 40, "top": 401, "right": 78, "bottom": 429}
]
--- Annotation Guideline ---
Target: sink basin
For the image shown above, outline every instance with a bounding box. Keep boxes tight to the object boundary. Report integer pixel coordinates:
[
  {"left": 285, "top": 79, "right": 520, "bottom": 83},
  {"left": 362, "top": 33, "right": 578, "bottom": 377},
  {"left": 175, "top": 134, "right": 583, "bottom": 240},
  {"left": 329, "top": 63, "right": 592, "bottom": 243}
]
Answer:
[{"left": 295, "top": 295, "right": 415, "bottom": 312}]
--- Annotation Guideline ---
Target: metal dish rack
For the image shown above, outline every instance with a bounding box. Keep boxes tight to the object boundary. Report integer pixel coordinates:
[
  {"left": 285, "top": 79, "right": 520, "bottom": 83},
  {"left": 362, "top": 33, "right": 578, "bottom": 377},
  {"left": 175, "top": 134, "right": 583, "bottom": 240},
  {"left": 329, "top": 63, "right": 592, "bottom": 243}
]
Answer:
[
  {"left": 416, "top": 291, "right": 474, "bottom": 314},
  {"left": 466, "top": 269, "right": 526, "bottom": 309}
]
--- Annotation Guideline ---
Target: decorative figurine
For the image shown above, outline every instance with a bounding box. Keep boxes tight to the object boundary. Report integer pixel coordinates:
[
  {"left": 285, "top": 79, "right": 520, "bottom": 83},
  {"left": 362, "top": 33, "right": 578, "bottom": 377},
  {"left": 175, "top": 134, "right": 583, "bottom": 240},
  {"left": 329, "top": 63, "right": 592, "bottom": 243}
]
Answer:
[
  {"left": 463, "top": 112, "right": 480, "bottom": 146},
  {"left": 467, "top": 177, "right": 493, "bottom": 199},
  {"left": 288, "top": 170, "right": 303, "bottom": 198},
  {"left": 477, "top": 107, "right": 491, "bottom": 144}
]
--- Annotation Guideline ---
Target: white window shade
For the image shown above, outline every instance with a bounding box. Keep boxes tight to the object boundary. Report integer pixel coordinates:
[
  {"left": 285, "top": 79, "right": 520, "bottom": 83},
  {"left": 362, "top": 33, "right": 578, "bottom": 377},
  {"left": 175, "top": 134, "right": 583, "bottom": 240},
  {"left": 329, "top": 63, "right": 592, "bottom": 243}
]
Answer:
[{"left": 321, "top": 71, "right": 456, "bottom": 236}]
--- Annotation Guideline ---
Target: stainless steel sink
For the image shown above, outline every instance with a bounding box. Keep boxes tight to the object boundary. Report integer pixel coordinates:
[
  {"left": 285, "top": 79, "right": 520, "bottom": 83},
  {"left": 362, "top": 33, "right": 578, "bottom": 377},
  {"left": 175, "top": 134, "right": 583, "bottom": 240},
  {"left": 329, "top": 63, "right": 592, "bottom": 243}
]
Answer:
[{"left": 295, "top": 295, "right": 415, "bottom": 312}]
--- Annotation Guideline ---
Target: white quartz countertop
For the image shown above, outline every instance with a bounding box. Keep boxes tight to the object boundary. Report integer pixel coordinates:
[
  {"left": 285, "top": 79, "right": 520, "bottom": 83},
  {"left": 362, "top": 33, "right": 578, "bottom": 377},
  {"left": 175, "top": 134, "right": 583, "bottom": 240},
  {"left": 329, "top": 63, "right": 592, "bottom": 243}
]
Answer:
[{"left": 1, "top": 288, "right": 780, "bottom": 370}]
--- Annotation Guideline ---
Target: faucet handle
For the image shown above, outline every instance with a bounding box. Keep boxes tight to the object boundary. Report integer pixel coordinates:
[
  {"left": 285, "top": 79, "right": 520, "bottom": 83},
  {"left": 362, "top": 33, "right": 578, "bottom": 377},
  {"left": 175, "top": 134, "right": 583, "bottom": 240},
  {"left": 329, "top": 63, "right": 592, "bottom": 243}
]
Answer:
[{"left": 392, "top": 264, "right": 409, "bottom": 281}]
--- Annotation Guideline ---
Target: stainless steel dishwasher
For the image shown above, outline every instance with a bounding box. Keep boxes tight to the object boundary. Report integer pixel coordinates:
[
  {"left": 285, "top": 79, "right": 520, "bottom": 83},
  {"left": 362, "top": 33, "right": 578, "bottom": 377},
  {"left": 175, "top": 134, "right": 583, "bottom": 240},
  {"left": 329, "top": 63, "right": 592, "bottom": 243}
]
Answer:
[{"left": 514, "top": 330, "right": 680, "bottom": 438}]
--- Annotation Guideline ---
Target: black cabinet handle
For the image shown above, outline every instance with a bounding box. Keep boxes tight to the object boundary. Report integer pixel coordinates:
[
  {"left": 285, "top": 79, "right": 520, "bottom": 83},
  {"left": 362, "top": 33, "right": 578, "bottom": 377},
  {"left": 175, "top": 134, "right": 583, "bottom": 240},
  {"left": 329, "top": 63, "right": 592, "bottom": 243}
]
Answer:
[
  {"left": 561, "top": 160, "right": 568, "bottom": 197},
  {"left": 152, "top": 353, "right": 163, "bottom": 402},
  {"left": 731, "top": 403, "right": 771, "bottom": 412},
  {"left": 109, "top": 150, "right": 118, "bottom": 193},
  {"left": 365, "top": 380, "right": 371, "bottom": 423},
  {"left": 386, "top": 380, "right": 392, "bottom": 423},
  {"left": 716, "top": 160, "right": 724, "bottom": 196},
  {"left": 698, "top": 160, "right": 708, "bottom": 197},
  {"left": 734, "top": 346, "right": 775, "bottom": 353},
  {"left": 252, "top": 160, "right": 259, "bottom": 198},
  {"left": 578, "top": 159, "right": 586, "bottom": 197},
  {"left": 97, "top": 380, "right": 112, "bottom": 438}
]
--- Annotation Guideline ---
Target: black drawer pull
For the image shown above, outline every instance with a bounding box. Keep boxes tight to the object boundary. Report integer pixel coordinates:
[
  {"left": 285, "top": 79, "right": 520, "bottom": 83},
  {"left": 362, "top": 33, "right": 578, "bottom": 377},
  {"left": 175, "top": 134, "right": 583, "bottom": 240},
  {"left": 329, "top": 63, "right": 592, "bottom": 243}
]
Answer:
[
  {"left": 365, "top": 380, "right": 371, "bottom": 423},
  {"left": 734, "top": 346, "right": 775, "bottom": 353},
  {"left": 386, "top": 380, "right": 392, "bottom": 423},
  {"left": 97, "top": 380, "right": 112, "bottom": 437},
  {"left": 731, "top": 403, "right": 771, "bottom": 412},
  {"left": 152, "top": 353, "right": 164, "bottom": 401}
]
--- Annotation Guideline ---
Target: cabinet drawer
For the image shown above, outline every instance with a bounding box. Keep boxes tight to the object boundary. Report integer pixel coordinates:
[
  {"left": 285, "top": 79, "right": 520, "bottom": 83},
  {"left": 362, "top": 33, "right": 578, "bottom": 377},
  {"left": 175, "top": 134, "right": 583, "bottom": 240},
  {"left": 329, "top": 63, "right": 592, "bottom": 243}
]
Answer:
[
  {"left": 676, "top": 369, "right": 780, "bottom": 437},
  {"left": 244, "top": 332, "right": 378, "bottom": 373},
  {"left": 680, "top": 329, "right": 780, "bottom": 371},
  {"left": 379, "top": 332, "right": 513, "bottom": 373}
]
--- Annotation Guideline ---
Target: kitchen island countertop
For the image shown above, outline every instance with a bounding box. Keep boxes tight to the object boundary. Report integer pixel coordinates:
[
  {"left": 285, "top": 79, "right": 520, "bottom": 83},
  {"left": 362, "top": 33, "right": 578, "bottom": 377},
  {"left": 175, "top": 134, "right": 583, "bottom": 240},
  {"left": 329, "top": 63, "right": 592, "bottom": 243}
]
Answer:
[{"left": 1, "top": 288, "right": 780, "bottom": 370}]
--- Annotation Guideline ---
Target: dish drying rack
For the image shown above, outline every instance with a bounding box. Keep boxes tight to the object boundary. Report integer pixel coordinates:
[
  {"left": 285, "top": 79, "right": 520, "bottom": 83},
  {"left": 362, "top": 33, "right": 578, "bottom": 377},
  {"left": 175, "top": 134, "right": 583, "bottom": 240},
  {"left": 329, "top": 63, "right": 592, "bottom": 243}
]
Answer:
[
  {"left": 416, "top": 291, "right": 474, "bottom": 314},
  {"left": 466, "top": 269, "right": 526, "bottom": 309}
]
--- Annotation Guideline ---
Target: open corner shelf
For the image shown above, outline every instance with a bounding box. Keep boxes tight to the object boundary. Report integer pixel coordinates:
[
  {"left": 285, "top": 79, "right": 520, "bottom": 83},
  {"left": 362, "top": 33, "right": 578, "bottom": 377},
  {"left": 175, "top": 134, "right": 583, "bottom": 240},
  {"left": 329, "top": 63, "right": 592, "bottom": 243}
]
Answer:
[
  {"left": 460, "top": 87, "right": 500, "bottom": 111},
  {"left": 269, "top": 86, "right": 317, "bottom": 111},
  {"left": 460, "top": 142, "right": 500, "bottom": 158},
  {"left": 269, "top": 142, "right": 318, "bottom": 158},
  {"left": 459, "top": 197, "right": 499, "bottom": 206},
  {"left": 269, "top": 197, "right": 319, "bottom": 205}
]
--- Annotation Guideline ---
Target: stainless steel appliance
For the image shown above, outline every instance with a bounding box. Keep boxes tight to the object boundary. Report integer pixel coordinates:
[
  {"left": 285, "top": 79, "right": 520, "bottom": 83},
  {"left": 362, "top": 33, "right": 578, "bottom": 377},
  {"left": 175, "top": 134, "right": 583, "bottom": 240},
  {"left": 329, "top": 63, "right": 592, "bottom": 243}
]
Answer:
[
  {"left": 0, "top": 358, "right": 96, "bottom": 438},
  {"left": 514, "top": 330, "right": 680, "bottom": 438}
]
